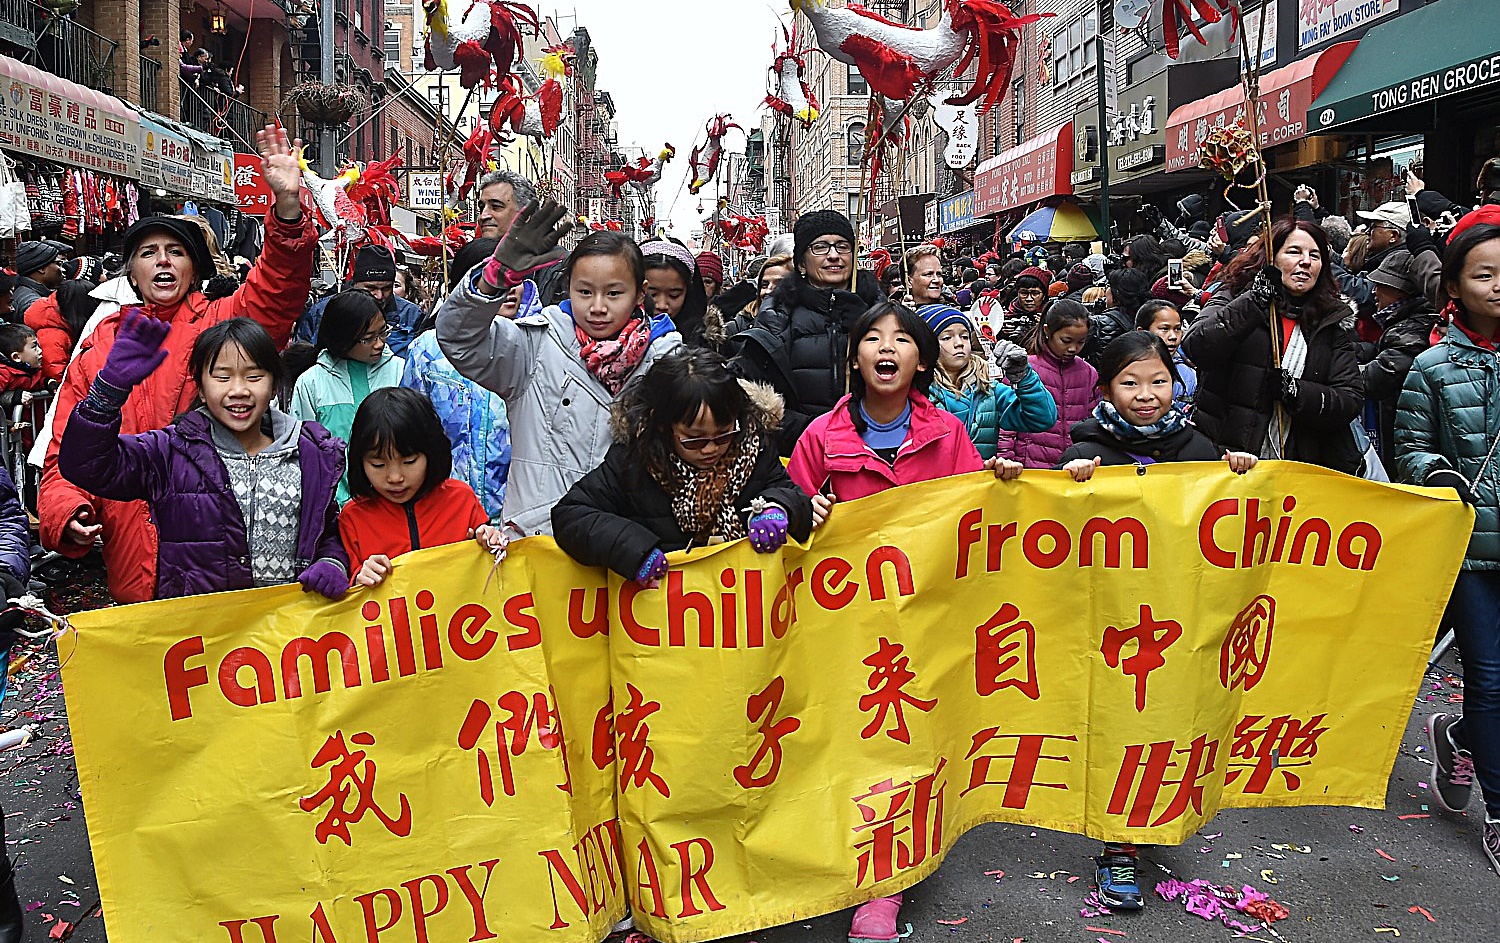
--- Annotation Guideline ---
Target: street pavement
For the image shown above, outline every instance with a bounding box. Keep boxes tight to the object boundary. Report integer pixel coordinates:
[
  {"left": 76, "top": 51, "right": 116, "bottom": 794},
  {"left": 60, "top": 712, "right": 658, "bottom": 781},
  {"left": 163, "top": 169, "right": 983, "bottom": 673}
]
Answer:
[{"left": 1, "top": 560, "right": 1491, "bottom": 942}]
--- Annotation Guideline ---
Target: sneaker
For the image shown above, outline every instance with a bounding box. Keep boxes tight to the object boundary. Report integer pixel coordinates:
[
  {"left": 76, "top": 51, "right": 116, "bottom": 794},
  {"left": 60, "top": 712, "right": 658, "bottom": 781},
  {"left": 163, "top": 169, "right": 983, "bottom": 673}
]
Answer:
[
  {"left": 848, "top": 892, "right": 903, "bottom": 943},
  {"left": 1427, "top": 713, "right": 1476, "bottom": 813},
  {"left": 1485, "top": 820, "right": 1500, "bottom": 875},
  {"left": 1095, "top": 845, "right": 1144, "bottom": 911}
]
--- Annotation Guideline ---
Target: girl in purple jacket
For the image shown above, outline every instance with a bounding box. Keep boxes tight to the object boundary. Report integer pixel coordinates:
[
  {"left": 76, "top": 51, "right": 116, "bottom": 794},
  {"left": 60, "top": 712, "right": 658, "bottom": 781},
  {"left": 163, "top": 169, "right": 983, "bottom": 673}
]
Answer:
[
  {"left": 997, "top": 300, "right": 1100, "bottom": 468},
  {"left": 58, "top": 315, "right": 350, "bottom": 601}
]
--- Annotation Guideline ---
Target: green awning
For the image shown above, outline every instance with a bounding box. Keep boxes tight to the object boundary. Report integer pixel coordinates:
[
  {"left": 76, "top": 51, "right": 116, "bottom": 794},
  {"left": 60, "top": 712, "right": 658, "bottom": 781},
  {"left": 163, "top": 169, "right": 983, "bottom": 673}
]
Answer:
[{"left": 1309, "top": 0, "right": 1500, "bottom": 132}]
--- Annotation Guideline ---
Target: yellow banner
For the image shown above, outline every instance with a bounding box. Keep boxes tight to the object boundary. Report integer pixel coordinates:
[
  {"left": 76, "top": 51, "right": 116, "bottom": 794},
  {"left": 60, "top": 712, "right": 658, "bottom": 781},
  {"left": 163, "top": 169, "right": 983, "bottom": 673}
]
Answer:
[{"left": 62, "top": 464, "right": 1469, "bottom": 943}]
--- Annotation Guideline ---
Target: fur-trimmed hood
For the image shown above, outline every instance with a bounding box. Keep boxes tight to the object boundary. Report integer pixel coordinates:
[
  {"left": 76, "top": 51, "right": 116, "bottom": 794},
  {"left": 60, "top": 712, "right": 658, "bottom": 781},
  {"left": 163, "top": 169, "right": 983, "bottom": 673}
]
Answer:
[{"left": 609, "top": 379, "right": 784, "bottom": 441}]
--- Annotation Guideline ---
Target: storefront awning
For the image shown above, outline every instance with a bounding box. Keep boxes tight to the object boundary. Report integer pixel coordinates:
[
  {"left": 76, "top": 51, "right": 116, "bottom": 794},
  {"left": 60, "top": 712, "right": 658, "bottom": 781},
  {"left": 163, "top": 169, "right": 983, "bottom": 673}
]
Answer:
[
  {"left": 1165, "top": 42, "right": 1355, "bottom": 172},
  {"left": 0, "top": 52, "right": 141, "bottom": 178},
  {"left": 1309, "top": 0, "right": 1500, "bottom": 132},
  {"left": 973, "top": 123, "right": 1072, "bottom": 216}
]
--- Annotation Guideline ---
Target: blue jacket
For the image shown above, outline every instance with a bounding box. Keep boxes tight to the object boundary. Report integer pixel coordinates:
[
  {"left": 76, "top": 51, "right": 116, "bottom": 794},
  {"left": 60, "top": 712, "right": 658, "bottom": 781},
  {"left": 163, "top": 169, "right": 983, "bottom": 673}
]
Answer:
[
  {"left": 1396, "top": 323, "right": 1500, "bottom": 568},
  {"left": 401, "top": 326, "right": 514, "bottom": 521},
  {"left": 1174, "top": 348, "right": 1198, "bottom": 411},
  {"left": 928, "top": 368, "right": 1057, "bottom": 460},
  {"left": 296, "top": 293, "right": 425, "bottom": 360}
]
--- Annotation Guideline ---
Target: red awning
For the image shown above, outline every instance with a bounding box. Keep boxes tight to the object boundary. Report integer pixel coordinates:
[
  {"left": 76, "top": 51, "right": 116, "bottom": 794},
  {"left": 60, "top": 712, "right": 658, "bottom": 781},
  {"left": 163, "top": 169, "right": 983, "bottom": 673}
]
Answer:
[
  {"left": 973, "top": 122, "right": 1073, "bottom": 216},
  {"left": 1164, "top": 41, "right": 1357, "bottom": 172}
]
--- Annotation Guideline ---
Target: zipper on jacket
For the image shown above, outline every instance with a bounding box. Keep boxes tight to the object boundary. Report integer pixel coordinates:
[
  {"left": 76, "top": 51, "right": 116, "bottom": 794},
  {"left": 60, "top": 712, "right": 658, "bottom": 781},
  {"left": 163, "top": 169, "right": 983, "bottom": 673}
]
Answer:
[{"left": 405, "top": 503, "right": 421, "bottom": 552}]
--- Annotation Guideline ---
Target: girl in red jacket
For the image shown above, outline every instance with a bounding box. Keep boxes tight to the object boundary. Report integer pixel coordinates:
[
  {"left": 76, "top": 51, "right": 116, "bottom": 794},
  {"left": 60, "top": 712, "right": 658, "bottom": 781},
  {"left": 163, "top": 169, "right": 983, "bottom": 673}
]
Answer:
[
  {"left": 786, "top": 301, "right": 1021, "bottom": 943},
  {"left": 338, "top": 387, "right": 505, "bottom": 588}
]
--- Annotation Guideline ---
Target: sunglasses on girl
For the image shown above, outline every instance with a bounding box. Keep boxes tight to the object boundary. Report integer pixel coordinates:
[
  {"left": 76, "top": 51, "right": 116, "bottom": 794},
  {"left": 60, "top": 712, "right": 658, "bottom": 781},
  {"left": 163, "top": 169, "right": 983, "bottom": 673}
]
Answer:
[{"left": 676, "top": 423, "right": 741, "bottom": 450}]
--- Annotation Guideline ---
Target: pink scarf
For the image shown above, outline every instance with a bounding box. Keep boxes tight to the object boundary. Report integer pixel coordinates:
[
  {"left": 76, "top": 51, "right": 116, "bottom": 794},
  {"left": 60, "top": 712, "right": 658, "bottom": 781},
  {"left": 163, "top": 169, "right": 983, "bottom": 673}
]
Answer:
[{"left": 576, "top": 316, "right": 652, "bottom": 394}]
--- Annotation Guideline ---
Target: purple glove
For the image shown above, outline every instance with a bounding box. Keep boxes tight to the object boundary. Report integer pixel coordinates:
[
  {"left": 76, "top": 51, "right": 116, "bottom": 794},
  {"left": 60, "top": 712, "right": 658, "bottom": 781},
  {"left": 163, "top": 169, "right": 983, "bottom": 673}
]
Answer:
[
  {"left": 634, "top": 548, "right": 668, "bottom": 585},
  {"left": 747, "top": 507, "right": 790, "bottom": 553},
  {"left": 298, "top": 560, "right": 349, "bottom": 600},
  {"left": 98, "top": 308, "right": 171, "bottom": 389}
]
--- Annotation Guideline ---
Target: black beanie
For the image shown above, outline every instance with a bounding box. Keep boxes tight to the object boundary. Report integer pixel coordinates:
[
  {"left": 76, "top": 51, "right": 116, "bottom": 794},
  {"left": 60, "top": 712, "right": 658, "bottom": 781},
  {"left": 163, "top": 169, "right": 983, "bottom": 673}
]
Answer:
[
  {"left": 793, "top": 209, "right": 857, "bottom": 263},
  {"left": 352, "top": 245, "right": 398, "bottom": 283}
]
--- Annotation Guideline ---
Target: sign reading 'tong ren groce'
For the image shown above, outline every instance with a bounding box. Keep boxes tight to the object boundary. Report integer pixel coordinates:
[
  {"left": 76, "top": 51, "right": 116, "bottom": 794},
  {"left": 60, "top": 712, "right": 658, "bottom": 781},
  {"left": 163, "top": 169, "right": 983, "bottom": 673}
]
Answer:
[
  {"left": 64, "top": 466, "right": 1468, "bottom": 943},
  {"left": 1312, "top": 50, "right": 1500, "bottom": 131}
]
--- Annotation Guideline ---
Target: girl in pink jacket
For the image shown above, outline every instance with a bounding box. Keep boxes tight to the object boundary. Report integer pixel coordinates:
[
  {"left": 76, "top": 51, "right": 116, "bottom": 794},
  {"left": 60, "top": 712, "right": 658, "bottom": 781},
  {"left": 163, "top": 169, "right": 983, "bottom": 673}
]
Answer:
[
  {"left": 786, "top": 300, "right": 1022, "bottom": 943},
  {"left": 997, "top": 299, "right": 1101, "bottom": 468}
]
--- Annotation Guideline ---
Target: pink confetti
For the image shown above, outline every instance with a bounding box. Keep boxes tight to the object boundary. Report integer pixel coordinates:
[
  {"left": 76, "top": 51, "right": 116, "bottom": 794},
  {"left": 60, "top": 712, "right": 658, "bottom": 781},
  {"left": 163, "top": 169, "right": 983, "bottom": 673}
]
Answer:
[
  {"left": 1376, "top": 849, "right": 1398, "bottom": 862},
  {"left": 937, "top": 918, "right": 968, "bottom": 925},
  {"left": 1397, "top": 814, "right": 1430, "bottom": 820},
  {"left": 1409, "top": 905, "right": 1436, "bottom": 922},
  {"left": 48, "top": 920, "right": 71, "bottom": 940}
]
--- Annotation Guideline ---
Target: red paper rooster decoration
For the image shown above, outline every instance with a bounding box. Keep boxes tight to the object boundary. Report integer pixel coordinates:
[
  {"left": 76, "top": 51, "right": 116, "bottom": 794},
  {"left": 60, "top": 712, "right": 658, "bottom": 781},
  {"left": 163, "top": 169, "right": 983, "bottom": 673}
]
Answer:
[
  {"left": 717, "top": 213, "right": 770, "bottom": 253},
  {"left": 423, "top": 0, "right": 539, "bottom": 89},
  {"left": 689, "top": 114, "right": 742, "bottom": 195},
  {"left": 1158, "top": 0, "right": 1238, "bottom": 60},
  {"left": 865, "top": 95, "right": 911, "bottom": 187},
  {"left": 765, "top": 22, "right": 821, "bottom": 128},
  {"left": 445, "top": 123, "right": 496, "bottom": 205},
  {"left": 402, "top": 222, "right": 476, "bottom": 258},
  {"left": 605, "top": 144, "right": 677, "bottom": 199},
  {"left": 792, "top": 0, "right": 1047, "bottom": 112}
]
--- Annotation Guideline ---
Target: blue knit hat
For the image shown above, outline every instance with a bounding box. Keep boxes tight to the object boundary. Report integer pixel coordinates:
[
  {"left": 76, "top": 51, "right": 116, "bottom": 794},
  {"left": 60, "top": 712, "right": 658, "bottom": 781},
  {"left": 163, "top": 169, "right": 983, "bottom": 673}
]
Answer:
[{"left": 917, "top": 303, "right": 970, "bottom": 338}]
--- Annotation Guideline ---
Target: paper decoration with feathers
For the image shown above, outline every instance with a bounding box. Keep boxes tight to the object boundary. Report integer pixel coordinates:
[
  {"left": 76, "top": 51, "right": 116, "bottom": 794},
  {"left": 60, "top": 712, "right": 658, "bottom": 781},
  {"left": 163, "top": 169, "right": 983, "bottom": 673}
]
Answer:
[
  {"left": 402, "top": 222, "right": 476, "bottom": 258},
  {"left": 865, "top": 247, "right": 894, "bottom": 280},
  {"left": 422, "top": 0, "right": 539, "bottom": 89},
  {"left": 641, "top": 215, "right": 656, "bottom": 235},
  {"left": 791, "top": 0, "right": 1047, "bottom": 112},
  {"left": 345, "top": 156, "right": 402, "bottom": 229},
  {"left": 577, "top": 215, "right": 623, "bottom": 232},
  {"left": 689, "top": 114, "right": 742, "bottom": 195},
  {"left": 1160, "top": 0, "right": 1238, "bottom": 60},
  {"left": 765, "top": 22, "right": 822, "bottom": 128},
  {"left": 297, "top": 153, "right": 362, "bottom": 241},
  {"left": 536, "top": 43, "right": 574, "bottom": 135},
  {"left": 717, "top": 213, "right": 770, "bottom": 253},
  {"left": 445, "top": 123, "right": 497, "bottom": 204},
  {"left": 605, "top": 145, "right": 677, "bottom": 200},
  {"left": 865, "top": 95, "right": 911, "bottom": 187}
]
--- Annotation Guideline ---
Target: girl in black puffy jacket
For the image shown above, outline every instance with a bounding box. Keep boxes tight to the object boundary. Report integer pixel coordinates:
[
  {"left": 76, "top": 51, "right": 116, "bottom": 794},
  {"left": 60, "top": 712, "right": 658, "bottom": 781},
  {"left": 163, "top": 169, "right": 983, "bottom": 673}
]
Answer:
[{"left": 552, "top": 348, "right": 812, "bottom": 585}]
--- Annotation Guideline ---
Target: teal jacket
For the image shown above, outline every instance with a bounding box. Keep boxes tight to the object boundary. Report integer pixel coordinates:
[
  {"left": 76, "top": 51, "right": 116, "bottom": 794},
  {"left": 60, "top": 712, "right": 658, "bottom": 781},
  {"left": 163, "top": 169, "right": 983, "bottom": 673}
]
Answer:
[
  {"left": 1395, "top": 323, "right": 1500, "bottom": 568},
  {"left": 928, "top": 368, "right": 1058, "bottom": 460},
  {"left": 290, "top": 349, "right": 405, "bottom": 503}
]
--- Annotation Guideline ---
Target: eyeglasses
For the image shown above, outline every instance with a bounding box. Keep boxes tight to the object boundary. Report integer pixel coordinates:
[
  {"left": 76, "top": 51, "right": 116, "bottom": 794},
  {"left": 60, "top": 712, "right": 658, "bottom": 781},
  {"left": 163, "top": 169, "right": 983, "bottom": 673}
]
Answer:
[
  {"left": 355, "top": 326, "right": 395, "bottom": 345},
  {"left": 807, "top": 240, "right": 853, "bottom": 257},
  {"left": 676, "top": 423, "right": 740, "bottom": 451}
]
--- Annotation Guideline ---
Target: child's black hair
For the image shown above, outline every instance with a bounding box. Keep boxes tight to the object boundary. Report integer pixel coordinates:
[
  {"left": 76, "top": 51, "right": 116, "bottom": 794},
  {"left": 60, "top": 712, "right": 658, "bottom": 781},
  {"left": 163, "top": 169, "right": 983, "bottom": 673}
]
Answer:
[
  {"left": 56, "top": 279, "right": 100, "bottom": 339},
  {"left": 1134, "top": 299, "right": 1181, "bottom": 330},
  {"left": 641, "top": 248, "right": 707, "bottom": 330},
  {"left": 616, "top": 348, "right": 762, "bottom": 482},
  {"left": 565, "top": 230, "right": 645, "bottom": 287},
  {"left": 315, "top": 290, "right": 384, "bottom": 359},
  {"left": 1032, "top": 298, "right": 1090, "bottom": 354},
  {"left": 190, "top": 317, "right": 284, "bottom": 388},
  {"left": 346, "top": 387, "right": 453, "bottom": 502},
  {"left": 845, "top": 302, "right": 938, "bottom": 432},
  {"left": 0, "top": 323, "right": 35, "bottom": 361},
  {"left": 1442, "top": 222, "right": 1500, "bottom": 311},
  {"left": 1096, "top": 331, "right": 1180, "bottom": 389}
]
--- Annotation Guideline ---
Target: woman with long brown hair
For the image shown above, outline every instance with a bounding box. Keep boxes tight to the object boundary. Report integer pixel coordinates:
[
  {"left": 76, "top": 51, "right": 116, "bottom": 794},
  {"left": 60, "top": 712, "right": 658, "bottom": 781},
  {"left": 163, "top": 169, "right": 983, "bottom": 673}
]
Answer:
[{"left": 1183, "top": 217, "right": 1364, "bottom": 473}]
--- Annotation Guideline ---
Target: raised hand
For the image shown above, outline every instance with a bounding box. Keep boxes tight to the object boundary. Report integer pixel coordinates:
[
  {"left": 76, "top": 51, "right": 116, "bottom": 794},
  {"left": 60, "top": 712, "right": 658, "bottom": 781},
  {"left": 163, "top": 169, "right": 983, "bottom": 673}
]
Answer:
[
  {"left": 488, "top": 198, "right": 574, "bottom": 286},
  {"left": 98, "top": 308, "right": 171, "bottom": 389},
  {"left": 254, "top": 123, "right": 305, "bottom": 220},
  {"left": 993, "top": 340, "right": 1031, "bottom": 385}
]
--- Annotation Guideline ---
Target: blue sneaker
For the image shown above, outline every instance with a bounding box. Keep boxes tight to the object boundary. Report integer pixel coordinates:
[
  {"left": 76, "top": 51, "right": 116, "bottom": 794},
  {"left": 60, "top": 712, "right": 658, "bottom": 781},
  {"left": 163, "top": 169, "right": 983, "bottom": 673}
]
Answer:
[{"left": 1095, "top": 845, "right": 1144, "bottom": 911}]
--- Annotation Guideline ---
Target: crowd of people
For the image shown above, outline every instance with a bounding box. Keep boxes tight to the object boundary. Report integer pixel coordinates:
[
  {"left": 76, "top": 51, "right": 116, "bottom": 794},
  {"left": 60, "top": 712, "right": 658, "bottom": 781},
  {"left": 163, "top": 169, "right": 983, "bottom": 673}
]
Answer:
[{"left": 0, "top": 125, "right": 1489, "bottom": 941}]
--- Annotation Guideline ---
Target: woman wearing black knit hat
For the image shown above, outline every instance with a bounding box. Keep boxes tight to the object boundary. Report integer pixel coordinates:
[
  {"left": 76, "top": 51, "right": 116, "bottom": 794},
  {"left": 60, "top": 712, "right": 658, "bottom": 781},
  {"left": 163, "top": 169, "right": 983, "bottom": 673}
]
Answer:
[{"left": 728, "top": 209, "right": 884, "bottom": 454}]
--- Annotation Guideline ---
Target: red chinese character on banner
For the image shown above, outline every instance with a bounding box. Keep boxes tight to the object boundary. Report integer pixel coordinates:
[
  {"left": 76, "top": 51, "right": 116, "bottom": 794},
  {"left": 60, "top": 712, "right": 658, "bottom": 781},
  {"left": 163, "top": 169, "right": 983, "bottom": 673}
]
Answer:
[
  {"left": 456, "top": 689, "right": 565, "bottom": 805},
  {"left": 1107, "top": 735, "right": 1219, "bottom": 828},
  {"left": 1227, "top": 713, "right": 1328, "bottom": 793},
  {"left": 859, "top": 637, "right": 937, "bottom": 744},
  {"left": 46, "top": 95, "right": 60, "bottom": 119},
  {"left": 83, "top": 107, "right": 96, "bottom": 130},
  {"left": 733, "top": 676, "right": 801, "bottom": 789},
  {"left": 1220, "top": 595, "right": 1276, "bottom": 692},
  {"left": 65, "top": 100, "right": 78, "bottom": 124},
  {"left": 591, "top": 700, "right": 615, "bottom": 770},
  {"left": 616, "top": 683, "right": 670, "bottom": 798},
  {"left": 962, "top": 729, "right": 1077, "bottom": 806},
  {"left": 26, "top": 88, "right": 40, "bottom": 112},
  {"left": 975, "top": 603, "right": 1040, "bottom": 700},
  {"left": 298, "top": 731, "right": 412, "bottom": 845},
  {"left": 852, "top": 759, "right": 947, "bottom": 886},
  {"left": 1101, "top": 605, "right": 1183, "bottom": 712}
]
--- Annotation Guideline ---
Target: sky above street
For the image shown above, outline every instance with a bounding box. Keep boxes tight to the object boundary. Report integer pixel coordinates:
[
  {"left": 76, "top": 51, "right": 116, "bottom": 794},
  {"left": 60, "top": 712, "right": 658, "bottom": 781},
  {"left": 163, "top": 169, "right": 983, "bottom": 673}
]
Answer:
[{"left": 559, "top": 0, "right": 785, "bottom": 239}]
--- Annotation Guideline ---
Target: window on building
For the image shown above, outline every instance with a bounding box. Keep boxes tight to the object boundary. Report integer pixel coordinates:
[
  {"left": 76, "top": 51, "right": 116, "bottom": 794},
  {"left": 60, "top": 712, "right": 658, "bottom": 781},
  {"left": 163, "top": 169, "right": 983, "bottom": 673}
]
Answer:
[
  {"left": 1012, "top": 78, "right": 1025, "bottom": 146},
  {"left": 847, "top": 63, "right": 868, "bottom": 96},
  {"left": 846, "top": 121, "right": 865, "bottom": 165},
  {"left": 846, "top": 191, "right": 861, "bottom": 221},
  {"left": 390, "top": 127, "right": 399, "bottom": 159},
  {"left": 384, "top": 28, "right": 402, "bottom": 63},
  {"left": 1052, "top": 13, "right": 1097, "bottom": 86},
  {"left": 428, "top": 84, "right": 449, "bottom": 113}
]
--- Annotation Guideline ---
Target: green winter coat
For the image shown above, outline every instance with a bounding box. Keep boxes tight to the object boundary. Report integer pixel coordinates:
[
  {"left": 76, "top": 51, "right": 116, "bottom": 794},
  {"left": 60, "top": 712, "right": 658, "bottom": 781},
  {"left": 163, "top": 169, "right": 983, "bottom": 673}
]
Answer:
[
  {"left": 290, "top": 348, "right": 405, "bottom": 503},
  {"left": 928, "top": 369, "right": 1058, "bottom": 460},
  {"left": 1395, "top": 324, "right": 1500, "bottom": 568}
]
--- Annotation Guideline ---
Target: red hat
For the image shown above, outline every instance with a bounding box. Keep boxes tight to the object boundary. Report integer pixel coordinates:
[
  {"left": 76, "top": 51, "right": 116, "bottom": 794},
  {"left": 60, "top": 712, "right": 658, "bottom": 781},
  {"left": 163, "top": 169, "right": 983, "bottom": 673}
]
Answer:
[
  {"left": 1016, "top": 265, "right": 1051, "bottom": 286},
  {"left": 1449, "top": 204, "right": 1500, "bottom": 242}
]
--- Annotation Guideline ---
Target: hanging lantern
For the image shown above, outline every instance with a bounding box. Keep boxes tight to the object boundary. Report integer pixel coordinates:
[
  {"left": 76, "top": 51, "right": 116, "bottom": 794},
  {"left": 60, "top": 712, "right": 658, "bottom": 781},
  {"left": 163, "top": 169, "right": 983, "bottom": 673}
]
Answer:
[{"left": 209, "top": 1, "right": 228, "bottom": 35}]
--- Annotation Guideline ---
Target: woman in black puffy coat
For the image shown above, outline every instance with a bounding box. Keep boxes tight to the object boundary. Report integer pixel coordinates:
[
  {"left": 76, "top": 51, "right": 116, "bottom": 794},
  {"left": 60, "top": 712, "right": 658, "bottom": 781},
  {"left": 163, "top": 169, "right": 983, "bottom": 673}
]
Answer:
[{"left": 1183, "top": 217, "right": 1364, "bottom": 473}]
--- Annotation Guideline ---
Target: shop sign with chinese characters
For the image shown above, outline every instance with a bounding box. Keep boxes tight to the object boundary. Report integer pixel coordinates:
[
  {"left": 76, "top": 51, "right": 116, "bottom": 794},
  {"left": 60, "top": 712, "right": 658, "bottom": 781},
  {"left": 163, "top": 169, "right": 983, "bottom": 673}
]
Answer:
[
  {"left": 0, "top": 53, "right": 139, "bottom": 177},
  {"left": 63, "top": 466, "right": 1468, "bottom": 943}
]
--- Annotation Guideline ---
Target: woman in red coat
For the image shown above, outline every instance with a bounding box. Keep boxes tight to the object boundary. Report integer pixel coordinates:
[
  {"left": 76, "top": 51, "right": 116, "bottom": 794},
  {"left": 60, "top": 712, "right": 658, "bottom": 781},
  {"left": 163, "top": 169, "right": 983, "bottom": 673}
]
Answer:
[{"left": 39, "top": 124, "right": 320, "bottom": 603}]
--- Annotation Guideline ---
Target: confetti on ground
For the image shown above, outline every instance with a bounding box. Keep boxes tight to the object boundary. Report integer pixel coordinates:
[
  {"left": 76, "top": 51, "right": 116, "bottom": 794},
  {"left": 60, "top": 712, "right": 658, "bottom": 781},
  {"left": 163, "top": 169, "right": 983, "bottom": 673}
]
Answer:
[
  {"left": 1408, "top": 906, "right": 1436, "bottom": 922},
  {"left": 1350, "top": 824, "right": 1366, "bottom": 833},
  {"left": 1085, "top": 928, "right": 1126, "bottom": 936},
  {"left": 1376, "top": 849, "right": 1398, "bottom": 862},
  {"left": 1156, "top": 879, "right": 1288, "bottom": 933},
  {"left": 1259, "top": 869, "right": 1278, "bottom": 885},
  {"left": 1374, "top": 928, "right": 1401, "bottom": 936},
  {"left": 1270, "top": 843, "right": 1310, "bottom": 853},
  {"left": 936, "top": 918, "right": 967, "bottom": 926},
  {"left": 1397, "top": 814, "right": 1429, "bottom": 820},
  {"left": 1382, "top": 875, "right": 1401, "bottom": 882}
]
